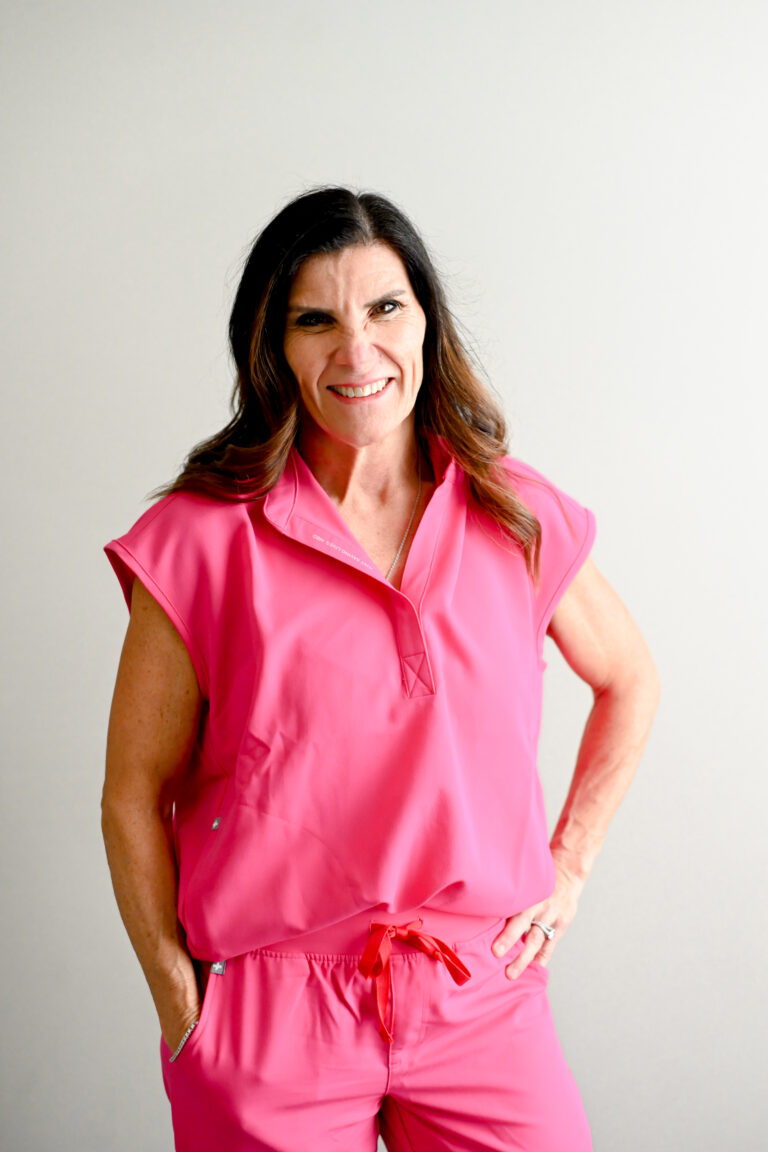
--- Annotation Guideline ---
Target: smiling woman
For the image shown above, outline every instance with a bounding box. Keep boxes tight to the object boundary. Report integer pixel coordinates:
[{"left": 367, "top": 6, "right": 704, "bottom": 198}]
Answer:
[
  {"left": 282, "top": 243, "right": 431, "bottom": 572},
  {"left": 283, "top": 243, "right": 427, "bottom": 455},
  {"left": 154, "top": 188, "right": 544, "bottom": 582},
  {"left": 102, "top": 186, "right": 659, "bottom": 1152}
]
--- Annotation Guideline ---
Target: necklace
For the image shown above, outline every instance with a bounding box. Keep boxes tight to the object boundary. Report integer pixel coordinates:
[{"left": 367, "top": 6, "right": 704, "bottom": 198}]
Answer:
[{"left": 384, "top": 454, "right": 422, "bottom": 582}]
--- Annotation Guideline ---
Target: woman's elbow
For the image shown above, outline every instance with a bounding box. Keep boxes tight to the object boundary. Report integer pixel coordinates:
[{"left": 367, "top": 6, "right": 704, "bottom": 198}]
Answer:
[
  {"left": 599, "top": 640, "right": 661, "bottom": 716},
  {"left": 100, "top": 765, "right": 173, "bottom": 847}
]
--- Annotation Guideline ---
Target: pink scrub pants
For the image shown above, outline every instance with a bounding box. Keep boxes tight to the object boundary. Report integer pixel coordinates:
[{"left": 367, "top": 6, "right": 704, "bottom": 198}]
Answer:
[{"left": 161, "top": 909, "right": 592, "bottom": 1151}]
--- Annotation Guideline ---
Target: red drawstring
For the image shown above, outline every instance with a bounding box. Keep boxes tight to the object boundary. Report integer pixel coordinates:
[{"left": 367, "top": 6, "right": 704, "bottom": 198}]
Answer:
[{"left": 358, "top": 919, "right": 472, "bottom": 1042}]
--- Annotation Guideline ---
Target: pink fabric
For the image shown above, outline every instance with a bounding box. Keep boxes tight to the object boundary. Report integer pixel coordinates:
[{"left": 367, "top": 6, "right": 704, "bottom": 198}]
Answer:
[
  {"left": 358, "top": 919, "right": 471, "bottom": 1041},
  {"left": 105, "top": 434, "right": 595, "bottom": 961},
  {"left": 160, "top": 915, "right": 592, "bottom": 1151}
]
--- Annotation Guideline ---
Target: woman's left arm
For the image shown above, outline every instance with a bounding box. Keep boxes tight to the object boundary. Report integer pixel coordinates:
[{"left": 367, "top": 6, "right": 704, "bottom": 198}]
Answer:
[{"left": 492, "top": 556, "right": 662, "bottom": 976}]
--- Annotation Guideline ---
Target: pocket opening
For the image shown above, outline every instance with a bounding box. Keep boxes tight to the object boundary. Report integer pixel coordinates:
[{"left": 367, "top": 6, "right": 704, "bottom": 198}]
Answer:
[{"left": 164, "top": 959, "right": 225, "bottom": 1065}]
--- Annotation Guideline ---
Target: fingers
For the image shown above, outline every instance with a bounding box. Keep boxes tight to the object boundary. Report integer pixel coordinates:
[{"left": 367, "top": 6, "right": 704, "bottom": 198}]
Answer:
[
  {"left": 505, "top": 922, "right": 555, "bottom": 979},
  {"left": 491, "top": 910, "right": 532, "bottom": 959},
  {"left": 492, "top": 911, "right": 560, "bottom": 979},
  {"left": 493, "top": 868, "right": 581, "bottom": 979}
]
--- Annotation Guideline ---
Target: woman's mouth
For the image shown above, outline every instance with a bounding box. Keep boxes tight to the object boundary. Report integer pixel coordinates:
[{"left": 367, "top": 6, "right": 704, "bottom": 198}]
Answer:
[{"left": 328, "top": 378, "right": 392, "bottom": 399}]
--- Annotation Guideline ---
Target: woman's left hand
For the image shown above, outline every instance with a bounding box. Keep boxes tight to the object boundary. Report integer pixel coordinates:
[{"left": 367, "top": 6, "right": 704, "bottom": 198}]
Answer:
[{"left": 491, "top": 866, "right": 585, "bottom": 979}]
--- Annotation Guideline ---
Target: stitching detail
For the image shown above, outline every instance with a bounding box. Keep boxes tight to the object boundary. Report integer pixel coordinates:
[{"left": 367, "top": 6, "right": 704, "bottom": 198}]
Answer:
[
  {"left": 401, "top": 653, "right": 432, "bottom": 696},
  {"left": 250, "top": 947, "right": 433, "bottom": 962}
]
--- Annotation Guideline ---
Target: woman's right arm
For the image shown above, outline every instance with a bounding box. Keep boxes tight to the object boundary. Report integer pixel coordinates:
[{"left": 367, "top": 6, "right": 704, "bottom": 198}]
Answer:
[{"left": 102, "top": 577, "right": 204, "bottom": 1052}]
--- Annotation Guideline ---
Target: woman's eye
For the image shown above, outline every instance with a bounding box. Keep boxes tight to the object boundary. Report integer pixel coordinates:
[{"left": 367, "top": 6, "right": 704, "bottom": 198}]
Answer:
[
  {"left": 295, "top": 312, "right": 331, "bottom": 328},
  {"left": 375, "top": 300, "right": 402, "bottom": 316},
  {"left": 292, "top": 301, "right": 402, "bottom": 328}
]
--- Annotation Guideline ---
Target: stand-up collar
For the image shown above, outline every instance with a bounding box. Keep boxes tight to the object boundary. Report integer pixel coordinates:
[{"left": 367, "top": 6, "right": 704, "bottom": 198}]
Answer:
[{"left": 263, "top": 429, "right": 459, "bottom": 548}]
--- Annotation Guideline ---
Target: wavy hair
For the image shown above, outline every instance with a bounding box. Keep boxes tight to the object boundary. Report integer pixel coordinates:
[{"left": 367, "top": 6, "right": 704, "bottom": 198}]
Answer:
[{"left": 158, "top": 187, "right": 541, "bottom": 578}]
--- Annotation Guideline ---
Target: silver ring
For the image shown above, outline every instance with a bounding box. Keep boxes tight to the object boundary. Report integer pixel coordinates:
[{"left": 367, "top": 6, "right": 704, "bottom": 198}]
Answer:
[{"left": 531, "top": 919, "right": 556, "bottom": 941}]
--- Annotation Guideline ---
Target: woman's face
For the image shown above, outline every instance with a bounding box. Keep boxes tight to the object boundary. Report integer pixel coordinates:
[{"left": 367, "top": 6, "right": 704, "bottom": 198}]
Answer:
[{"left": 283, "top": 243, "right": 427, "bottom": 454}]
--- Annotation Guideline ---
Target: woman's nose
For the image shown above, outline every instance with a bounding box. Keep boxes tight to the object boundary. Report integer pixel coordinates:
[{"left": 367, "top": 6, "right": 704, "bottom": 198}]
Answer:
[{"left": 334, "top": 326, "right": 376, "bottom": 370}]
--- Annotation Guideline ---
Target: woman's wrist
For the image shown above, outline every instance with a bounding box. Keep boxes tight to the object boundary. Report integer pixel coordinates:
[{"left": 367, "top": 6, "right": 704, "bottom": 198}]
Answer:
[
  {"left": 549, "top": 842, "right": 593, "bottom": 888},
  {"left": 146, "top": 949, "right": 201, "bottom": 1043}
]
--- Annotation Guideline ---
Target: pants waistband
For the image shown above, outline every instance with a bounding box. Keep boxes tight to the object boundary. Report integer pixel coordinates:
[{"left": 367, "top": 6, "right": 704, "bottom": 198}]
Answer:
[
  {"left": 262, "top": 907, "right": 500, "bottom": 956},
  {"left": 358, "top": 918, "right": 473, "bottom": 1042}
]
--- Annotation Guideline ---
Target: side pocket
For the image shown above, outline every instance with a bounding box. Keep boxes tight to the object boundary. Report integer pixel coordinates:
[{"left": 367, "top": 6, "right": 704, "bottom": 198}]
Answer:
[
  {"left": 164, "top": 960, "right": 226, "bottom": 1066},
  {"left": 177, "top": 775, "right": 234, "bottom": 933},
  {"left": 526, "top": 958, "right": 551, "bottom": 984}
]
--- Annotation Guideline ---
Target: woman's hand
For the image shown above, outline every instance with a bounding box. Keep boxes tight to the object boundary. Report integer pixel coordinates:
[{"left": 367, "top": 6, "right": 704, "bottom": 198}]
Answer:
[
  {"left": 491, "top": 865, "right": 584, "bottom": 978},
  {"left": 155, "top": 954, "right": 203, "bottom": 1052}
]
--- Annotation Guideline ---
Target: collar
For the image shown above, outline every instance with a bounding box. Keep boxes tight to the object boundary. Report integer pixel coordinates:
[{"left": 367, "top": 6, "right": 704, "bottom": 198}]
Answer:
[
  {"left": 263, "top": 428, "right": 458, "bottom": 541},
  {"left": 260, "top": 429, "right": 465, "bottom": 695}
]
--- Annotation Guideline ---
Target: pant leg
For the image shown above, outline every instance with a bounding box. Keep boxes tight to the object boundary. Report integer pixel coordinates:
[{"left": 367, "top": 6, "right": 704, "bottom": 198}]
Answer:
[
  {"left": 378, "top": 920, "right": 592, "bottom": 1152},
  {"left": 161, "top": 949, "right": 387, "bottom": 1152}
]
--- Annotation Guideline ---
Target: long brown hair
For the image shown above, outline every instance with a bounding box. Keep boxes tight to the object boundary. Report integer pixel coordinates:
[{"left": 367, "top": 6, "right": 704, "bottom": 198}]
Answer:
[{"left": 158, "top": 187, "right": 541, "bottom": 579}]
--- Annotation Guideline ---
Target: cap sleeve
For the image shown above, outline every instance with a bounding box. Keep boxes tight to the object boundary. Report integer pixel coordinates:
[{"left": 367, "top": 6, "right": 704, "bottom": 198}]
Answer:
[
  {"left": 104, "top": 493, "right": 211, "bottom": 698},
  {"left": 501, "top": 458, "right": 596, "bottom": 650}
]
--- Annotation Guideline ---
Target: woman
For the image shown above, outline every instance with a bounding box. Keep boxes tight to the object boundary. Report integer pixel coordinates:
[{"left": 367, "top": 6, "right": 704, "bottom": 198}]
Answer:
[{"left": 102, "top": 187, "right": 660, "bottom": 1152}]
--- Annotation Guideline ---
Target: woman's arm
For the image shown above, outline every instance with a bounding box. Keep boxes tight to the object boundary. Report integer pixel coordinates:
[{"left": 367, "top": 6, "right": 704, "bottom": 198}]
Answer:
[
  {"left": 492, "top": 557, "right": 661, "bottom": 975},
  {"left": 101, "top": 578, "right": 204, "bottom": 1050}
]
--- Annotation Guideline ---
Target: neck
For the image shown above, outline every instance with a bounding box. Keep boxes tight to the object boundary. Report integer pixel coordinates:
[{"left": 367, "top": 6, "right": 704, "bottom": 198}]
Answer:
[{"left": 296, "top": 421, "right": 427, "bottom": 507}]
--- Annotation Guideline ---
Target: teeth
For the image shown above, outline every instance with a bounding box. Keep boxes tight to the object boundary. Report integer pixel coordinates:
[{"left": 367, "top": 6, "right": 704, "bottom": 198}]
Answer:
[{"left": 330, "top": 378, "right": 389, "bottom": 398}]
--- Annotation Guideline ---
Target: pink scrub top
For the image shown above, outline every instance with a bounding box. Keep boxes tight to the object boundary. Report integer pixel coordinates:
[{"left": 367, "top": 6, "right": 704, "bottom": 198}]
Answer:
[{"left": 105, "top": 433, "right": 595, "bottom": 961}]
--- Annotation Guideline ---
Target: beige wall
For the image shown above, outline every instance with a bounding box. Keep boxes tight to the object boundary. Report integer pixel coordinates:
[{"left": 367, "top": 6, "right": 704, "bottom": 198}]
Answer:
[{"left": 1, "top": 1, "right": 765, "bottom": 1148}]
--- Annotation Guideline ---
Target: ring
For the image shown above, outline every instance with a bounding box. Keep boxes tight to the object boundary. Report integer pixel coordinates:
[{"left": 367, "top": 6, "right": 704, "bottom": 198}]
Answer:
[{"left": 531, "top": 919, "right": 556, "bottom": 941}]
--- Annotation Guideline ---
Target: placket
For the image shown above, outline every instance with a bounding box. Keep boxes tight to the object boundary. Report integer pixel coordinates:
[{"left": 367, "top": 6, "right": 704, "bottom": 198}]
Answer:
[
  {"left": 262, "top": 446, "right": 467, "bottom": 699},
  {"left": 386, "top": 467, "right": 461, "bottom": 697}
]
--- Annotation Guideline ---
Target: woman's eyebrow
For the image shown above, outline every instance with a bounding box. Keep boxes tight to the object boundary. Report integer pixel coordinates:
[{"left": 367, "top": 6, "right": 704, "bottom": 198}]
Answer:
[{"left": 286, "top": 289, "right": 408, "bottom": 315}]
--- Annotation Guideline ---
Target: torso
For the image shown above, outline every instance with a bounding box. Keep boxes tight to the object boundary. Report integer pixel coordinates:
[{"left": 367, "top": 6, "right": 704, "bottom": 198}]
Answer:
[{"left": 106, "top": 439, "right": 585, "bottom": 958}]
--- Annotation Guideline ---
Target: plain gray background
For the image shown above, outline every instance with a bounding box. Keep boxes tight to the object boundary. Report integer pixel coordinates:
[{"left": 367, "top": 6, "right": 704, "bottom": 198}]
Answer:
[{"left": 2, "top": 1, "right": 766, "bottom": 1149}]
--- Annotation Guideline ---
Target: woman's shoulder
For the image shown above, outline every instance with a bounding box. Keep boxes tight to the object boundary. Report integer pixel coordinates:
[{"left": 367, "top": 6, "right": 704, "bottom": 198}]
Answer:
[
  {"left": 497, "top": 454, "right": 595, "bottom": 539},
  {"left": 105, "top": 488, "right": 260, "bottom": 597},
  {"left": 117, "top": 487, "right": 254, "bottom": 543},
  {"left": 497, "top": 454, "right": 568, "bottom": 506}
]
